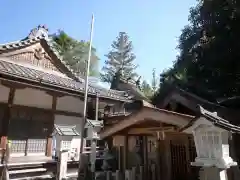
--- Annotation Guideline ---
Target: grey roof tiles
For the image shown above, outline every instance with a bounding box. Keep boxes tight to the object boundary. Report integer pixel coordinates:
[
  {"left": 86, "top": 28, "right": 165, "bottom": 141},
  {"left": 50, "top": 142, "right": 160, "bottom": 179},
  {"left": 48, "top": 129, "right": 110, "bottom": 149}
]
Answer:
[{"left": 0, "top": 59, "right": 130, "bottom": 101}]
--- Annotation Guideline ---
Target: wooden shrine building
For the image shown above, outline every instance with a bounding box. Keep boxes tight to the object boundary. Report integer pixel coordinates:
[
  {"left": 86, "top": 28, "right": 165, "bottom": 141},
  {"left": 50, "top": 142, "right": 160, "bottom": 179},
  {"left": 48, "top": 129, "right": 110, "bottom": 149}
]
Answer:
[
  {"left": 100, "top": 80, "right": 240, "bottom": 180},
  {"left": 0, "top": 25, "right": 131, "bottom": 164}
]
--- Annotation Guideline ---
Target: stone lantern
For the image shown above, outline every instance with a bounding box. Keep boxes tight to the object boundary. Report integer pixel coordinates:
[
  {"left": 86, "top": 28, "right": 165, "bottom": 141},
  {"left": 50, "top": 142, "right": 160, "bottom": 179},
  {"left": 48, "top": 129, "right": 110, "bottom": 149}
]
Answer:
[
  {"left": 85, "top": 119, "right": 103, "bottom": 172},
  {"left": 182, "top": 106, "right": 240, "bottom": 180},
  {"left": 85, "top": 119, "right": 103, "bottom": 140}
]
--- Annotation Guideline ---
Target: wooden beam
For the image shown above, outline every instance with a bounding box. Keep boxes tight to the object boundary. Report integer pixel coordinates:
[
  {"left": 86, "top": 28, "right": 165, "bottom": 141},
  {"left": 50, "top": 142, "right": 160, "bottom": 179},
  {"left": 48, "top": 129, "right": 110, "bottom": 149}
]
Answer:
[
  {"left": 0, "top": 102, "right": 83, "bottom": 117},
  {"left": 1, "top": 88, "right": 15, "bottom": 150},
  {"left": 127, "top": 127, "right": 176, "bottom": 135},
  {"left": 1, "top": 80, "right": 26, "bottom": 89}
]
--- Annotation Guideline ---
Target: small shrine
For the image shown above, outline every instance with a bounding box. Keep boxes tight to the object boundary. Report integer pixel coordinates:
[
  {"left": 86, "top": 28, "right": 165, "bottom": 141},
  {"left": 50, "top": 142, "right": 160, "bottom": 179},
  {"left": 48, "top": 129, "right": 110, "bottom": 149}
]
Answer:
[{"left": 53, "top": 125, "right": 80, "bottom": 161}]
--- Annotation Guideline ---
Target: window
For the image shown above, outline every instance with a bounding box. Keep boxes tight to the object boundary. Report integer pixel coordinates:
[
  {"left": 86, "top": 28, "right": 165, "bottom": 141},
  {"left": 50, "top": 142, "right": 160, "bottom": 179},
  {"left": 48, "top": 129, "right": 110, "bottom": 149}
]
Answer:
[
  {"left": 195, "top": 130, "right": 221, "bottom": 159},
  {"left": 61, "top": 141, "right": 71, "bottom": 151}
]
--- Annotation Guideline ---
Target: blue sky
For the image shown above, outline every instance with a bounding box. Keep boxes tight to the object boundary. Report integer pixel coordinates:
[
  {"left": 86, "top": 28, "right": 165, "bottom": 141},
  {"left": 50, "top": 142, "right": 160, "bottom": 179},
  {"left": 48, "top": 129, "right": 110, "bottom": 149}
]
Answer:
[{"left": 0, "top": 0, "right": 196, "bottom": 83}]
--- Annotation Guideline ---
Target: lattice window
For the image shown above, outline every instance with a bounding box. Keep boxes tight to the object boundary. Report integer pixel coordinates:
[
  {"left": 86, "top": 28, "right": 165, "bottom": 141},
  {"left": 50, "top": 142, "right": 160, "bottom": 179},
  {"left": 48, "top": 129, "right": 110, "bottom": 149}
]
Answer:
[
  {"left": 27, "top": 139, "right": 47, "bottom": 153},
  {"left": 61, "top": 141, "right": 71, "bottom": 151},
  {"left": 10, "top": 140, "right": 27, "bottom": 153},
  {"left": 195, "top": 130, "right": 221, "bottom": 159}
]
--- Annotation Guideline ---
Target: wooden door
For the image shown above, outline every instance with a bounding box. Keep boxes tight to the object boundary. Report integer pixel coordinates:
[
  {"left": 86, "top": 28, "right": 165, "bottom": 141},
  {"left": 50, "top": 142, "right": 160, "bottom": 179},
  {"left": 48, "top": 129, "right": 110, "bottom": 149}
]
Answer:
[
  {"left": 8, "top": 107, "right": 52, "bottom": 156},
  {"left": 168, "top": 133, "right": 198, "bottom": 180}
]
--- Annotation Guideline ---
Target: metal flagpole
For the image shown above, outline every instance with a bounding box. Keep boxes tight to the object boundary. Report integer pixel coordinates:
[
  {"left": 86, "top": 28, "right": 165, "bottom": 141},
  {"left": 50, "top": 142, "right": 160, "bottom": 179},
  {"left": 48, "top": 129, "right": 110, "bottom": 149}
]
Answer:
[{"left": 78, "top": 14, "right": 95, "bottom": 180}]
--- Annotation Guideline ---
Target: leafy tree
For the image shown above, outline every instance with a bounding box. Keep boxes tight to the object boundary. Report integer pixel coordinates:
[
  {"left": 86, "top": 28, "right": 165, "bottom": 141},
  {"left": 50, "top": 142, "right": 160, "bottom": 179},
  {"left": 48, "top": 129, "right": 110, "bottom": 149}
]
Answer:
[
  {"left": 53, "top": 30, "right": 99, "bottom": 76},
  {"left": 52, "top": 31, "right": 77, "bottom": 55},
  {"left": 153, "top": 0, "right": 240, "bottom": 105},
  {"left": 101, "top": 32, "right": 138, "bottom": 84}
]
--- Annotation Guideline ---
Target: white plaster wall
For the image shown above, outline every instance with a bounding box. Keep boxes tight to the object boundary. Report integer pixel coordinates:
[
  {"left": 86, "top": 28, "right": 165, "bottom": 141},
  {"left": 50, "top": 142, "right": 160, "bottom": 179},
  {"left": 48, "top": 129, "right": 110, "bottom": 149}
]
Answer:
[
  {"left": 0, "top": 83, "right": 10, "bottom": 103},
  {"left": 14, "top": 88, "right": 52, "bottom": 109},
  {"left": 56, "top": 96, "right": 83, "bottom": 113}
]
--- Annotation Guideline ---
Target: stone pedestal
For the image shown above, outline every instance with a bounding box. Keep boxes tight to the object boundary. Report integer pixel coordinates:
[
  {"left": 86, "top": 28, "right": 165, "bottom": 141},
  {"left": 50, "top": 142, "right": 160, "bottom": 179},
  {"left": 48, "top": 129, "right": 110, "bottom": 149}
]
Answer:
[
  {"left": 199, "top": 167, "right": 228, "bottom": 180},
  {"left": 57, "top": 150, "right": 68, "bottom": 180}
]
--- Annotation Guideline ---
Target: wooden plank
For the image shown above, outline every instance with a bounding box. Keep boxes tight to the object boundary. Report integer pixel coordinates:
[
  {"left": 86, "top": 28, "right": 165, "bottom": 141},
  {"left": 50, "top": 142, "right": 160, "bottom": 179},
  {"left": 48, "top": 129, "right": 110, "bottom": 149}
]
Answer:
[{"left": 0, "top": 102, "right": 83, "bottom": 118}]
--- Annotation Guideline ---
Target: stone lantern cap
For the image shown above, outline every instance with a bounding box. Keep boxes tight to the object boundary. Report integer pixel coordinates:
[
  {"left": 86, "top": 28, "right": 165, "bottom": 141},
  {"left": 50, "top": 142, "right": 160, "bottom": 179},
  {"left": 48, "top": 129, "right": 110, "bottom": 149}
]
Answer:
[
  {"left": 181, "top": 106, "right": 240, "bottom": 169},
  {"left": 54, "top": 125, "right": 80, "bottom": 136},
  {"left": 84, "top": 119, "right": 103, "bottom": 128},
  {"left": 181, "top": 106, "right": 240, "bottom": 133}
]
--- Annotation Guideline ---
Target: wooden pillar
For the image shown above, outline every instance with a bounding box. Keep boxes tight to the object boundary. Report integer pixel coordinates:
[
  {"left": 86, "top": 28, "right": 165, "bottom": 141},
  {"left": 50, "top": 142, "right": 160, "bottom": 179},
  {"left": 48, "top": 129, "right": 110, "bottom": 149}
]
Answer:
[
  {"left": 156, "top": 131, "right": 171, "bottom": 180},
  {"left": 156, "top": 138, "right": 161, "bottom": 180},
  {"left": 143, "top": 136, "right": 148, "bottom": 178},
  {"left": 46, "top": 95, "right": 57, "bottom": 157},
  {"left": 124, "top": 135, "right": 129, "bottom": 170},
  {"left": 118, "top": 146, "right": 123, "bottom": 171},
  {"left": 1, "top": 88, "right": 15, "bottom": 150}
]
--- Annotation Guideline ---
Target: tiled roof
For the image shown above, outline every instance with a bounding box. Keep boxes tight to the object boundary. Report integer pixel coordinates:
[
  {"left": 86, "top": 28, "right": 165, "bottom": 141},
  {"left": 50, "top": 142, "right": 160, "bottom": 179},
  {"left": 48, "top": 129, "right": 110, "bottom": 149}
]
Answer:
[
  {"left": 0, "top": 32, "right": 131, "bottom": 101},
  {"left": 0, "top": 35, "right": 79, "bottom": 81},
  {"left": 0, "top": 59, "right": 131, "bottom": 101},
  {"left": 180, "top": 106, "right": 240, "bottom": 133},
  {"left": 199, "top": 106, "right": 240, "bottom": 133}
]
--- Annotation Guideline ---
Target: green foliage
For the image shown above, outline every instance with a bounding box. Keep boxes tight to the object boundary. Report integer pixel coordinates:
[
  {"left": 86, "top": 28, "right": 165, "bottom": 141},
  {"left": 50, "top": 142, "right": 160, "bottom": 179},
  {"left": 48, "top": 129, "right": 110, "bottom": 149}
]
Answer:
[
  {"left": 53, "top": 31, "right": 99, "bottom": 76},
  {"left": 101, "top": 32, "right": 138, "bottom": 83},
  {"left": 153, "top": 0, "right": 240, "bottom": 104}
]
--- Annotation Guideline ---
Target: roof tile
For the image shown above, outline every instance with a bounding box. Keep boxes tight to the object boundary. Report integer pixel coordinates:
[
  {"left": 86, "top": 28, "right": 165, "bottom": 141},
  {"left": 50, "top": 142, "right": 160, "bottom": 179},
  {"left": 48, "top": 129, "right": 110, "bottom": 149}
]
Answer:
[{"left": 0, "top": 59, "right": 130, "bottom": 101}]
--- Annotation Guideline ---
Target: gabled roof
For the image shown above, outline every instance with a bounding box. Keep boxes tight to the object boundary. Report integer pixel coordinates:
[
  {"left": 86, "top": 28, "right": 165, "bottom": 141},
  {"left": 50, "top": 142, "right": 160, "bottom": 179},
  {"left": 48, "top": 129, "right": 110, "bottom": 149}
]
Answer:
[
  {"left": 100, "top": 100, "right": 193, "bottom": 139},
  {"left": 84, "top": 119, "right": 103, "bottom": 128},
  {"left": 156, "top": 83, "right": 226, "bottom": 113},
  {"left": 180, "top": 106, "right": 240, "bottom": 133},
  {"left": 0, "top": 34, "right": 78, "bottom": 81},
  {"left": 0, "top": 26, "right": 131, "bottom": 102},
  {"left": 54, "top": 125, "right": 80, "bottom": 136}
]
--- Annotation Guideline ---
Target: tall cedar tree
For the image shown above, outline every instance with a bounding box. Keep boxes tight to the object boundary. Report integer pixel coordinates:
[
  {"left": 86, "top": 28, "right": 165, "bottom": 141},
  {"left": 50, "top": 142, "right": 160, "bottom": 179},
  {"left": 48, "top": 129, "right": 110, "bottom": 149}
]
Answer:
[{"left": 101, "top": 32, "right": 138, "bottom": 84}]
